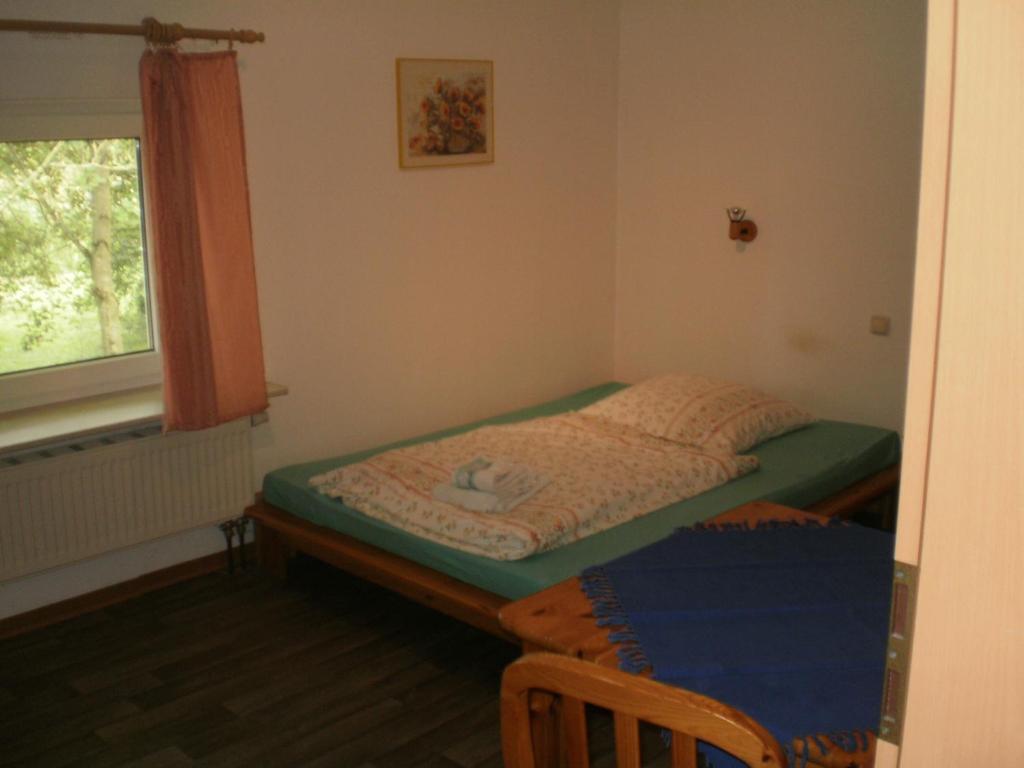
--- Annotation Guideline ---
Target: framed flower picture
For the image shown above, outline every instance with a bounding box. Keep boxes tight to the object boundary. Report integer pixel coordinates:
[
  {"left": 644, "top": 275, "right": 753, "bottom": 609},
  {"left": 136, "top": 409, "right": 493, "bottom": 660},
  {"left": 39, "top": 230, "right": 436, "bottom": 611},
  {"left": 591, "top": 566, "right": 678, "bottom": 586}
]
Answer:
[{"left": 396, "top": 58, "right": 494, "bottom": 168}]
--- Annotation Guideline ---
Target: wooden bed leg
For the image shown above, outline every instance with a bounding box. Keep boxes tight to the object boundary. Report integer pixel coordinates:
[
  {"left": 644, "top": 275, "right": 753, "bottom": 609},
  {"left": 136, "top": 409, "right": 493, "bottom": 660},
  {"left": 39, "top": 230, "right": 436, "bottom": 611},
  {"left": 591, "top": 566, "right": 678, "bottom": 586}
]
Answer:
[
  {"left": 880, "top": 487, "right": 899, "bottom": 532},
  {"left": 255, "top": 519, "right": 292, "bottom": 580}
]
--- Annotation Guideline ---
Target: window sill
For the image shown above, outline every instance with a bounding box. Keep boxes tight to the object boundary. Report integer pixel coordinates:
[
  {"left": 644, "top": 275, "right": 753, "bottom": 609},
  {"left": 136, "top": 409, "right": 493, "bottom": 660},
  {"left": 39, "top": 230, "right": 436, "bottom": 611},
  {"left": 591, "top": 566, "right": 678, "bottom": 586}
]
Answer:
[{"left": 0, "top": 381, "right": 288, "bottom": 458}]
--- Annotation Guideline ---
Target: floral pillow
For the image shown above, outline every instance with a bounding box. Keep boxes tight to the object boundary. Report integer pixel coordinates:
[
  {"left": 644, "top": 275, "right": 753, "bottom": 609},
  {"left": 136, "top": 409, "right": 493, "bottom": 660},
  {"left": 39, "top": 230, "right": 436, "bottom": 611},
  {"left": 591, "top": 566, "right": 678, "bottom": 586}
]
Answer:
[{"left": 580, "top": 373, "right": 815, "bottom": 455}]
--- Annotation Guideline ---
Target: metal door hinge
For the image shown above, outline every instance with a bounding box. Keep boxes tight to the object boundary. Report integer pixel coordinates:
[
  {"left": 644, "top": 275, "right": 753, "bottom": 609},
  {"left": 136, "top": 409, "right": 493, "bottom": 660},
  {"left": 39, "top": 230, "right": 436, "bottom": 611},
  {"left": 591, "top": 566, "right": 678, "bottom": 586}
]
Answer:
[{"left": 879, "top": 561, "right": 918, "bottom": 746}]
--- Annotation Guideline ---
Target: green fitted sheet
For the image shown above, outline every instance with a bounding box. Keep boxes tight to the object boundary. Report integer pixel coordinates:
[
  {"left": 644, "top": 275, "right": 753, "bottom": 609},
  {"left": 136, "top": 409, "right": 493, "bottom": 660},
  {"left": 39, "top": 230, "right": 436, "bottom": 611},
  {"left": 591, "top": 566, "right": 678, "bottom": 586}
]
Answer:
[{"left": 263, "top": 382, "right": 900, "bottom": 599}]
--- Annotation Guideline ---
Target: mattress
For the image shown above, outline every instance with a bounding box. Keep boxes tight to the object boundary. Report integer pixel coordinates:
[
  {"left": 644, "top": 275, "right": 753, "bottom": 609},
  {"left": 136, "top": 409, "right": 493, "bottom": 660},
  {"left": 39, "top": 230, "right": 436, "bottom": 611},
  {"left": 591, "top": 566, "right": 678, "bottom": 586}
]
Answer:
[{"left": 262, "top": 382, "right": 900, "bottom": 599}]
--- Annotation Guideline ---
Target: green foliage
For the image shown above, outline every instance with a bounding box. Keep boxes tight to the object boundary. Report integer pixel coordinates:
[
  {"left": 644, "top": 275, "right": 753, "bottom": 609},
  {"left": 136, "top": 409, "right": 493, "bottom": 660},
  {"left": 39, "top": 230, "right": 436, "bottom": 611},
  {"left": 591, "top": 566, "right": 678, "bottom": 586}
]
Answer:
[{"left": 0, "top": 138, "right": 151, "bottom": 374}]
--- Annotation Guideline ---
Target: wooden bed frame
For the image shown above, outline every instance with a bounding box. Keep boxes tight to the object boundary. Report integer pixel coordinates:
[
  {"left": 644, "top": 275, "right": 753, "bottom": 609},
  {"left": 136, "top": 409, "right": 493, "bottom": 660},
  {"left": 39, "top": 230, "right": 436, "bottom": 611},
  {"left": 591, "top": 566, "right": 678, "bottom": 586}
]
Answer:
[{"left": 245, "top": 463, "right": 899, "bottom": 644}]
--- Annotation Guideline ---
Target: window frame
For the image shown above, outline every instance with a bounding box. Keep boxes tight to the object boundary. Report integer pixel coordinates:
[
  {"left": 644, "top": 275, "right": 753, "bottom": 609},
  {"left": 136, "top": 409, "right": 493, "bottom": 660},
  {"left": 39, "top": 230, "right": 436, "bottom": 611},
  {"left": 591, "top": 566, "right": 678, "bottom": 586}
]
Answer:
[{"left": 0, "top": 99, "right": 162, "bottom": 414}]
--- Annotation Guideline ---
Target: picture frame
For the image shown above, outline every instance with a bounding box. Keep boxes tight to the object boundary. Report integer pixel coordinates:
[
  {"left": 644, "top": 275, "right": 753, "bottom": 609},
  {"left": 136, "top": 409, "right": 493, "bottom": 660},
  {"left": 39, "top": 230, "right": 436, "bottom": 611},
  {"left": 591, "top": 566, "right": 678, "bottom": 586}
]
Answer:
[{"left": 395, "top": 58, "right": 494, "bottom": 169}]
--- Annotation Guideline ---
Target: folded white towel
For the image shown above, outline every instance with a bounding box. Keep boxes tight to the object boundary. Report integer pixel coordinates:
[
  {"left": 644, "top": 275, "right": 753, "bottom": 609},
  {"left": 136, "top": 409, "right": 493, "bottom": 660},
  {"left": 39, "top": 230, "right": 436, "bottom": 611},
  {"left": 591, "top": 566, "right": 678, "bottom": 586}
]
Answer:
[
  {"left": 432, "top": 484, "right": 502, "bottom": 513},
  {"left": 433, "top": 472, "right": 550, "bottom": 514},
  {"left": 452, "top": 457, "right": 529, "bottom": 494}
]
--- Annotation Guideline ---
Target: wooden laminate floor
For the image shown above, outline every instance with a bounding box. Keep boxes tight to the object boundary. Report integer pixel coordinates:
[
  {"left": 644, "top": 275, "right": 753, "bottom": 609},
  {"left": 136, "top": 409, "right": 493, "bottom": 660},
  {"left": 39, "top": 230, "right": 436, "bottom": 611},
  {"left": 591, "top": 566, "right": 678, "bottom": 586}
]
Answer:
[
  {"left": 1, "top": 556, "right": 676, "bottom": 768},
  {"left": 0, "top": 556, "right": 521, "bottom": 768}
]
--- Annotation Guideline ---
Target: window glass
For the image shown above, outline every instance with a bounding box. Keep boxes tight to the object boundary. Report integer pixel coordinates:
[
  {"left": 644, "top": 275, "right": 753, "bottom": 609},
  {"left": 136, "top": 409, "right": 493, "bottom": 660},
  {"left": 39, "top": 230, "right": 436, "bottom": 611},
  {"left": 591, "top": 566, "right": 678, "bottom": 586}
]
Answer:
[
  {"left": 0, "top": 105, "right": 161, "bottom": 414},
  {"left": 0, "top": 137, "right": 153, "bottom": 376}
]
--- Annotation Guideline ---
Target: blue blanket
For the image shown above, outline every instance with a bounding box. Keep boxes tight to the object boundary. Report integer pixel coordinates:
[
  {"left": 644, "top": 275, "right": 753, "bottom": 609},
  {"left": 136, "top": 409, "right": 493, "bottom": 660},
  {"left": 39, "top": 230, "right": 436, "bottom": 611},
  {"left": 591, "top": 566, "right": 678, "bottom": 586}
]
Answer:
[{"left": 581, "top": 521, "right": 893, "bottom": 767}]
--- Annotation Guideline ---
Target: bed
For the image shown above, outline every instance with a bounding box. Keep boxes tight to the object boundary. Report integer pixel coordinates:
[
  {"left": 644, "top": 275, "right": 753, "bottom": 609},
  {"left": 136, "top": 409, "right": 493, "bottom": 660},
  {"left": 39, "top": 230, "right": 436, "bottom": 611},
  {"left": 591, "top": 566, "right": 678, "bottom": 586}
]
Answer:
[{"left": 247, "top": 381, "right": 900, "bottom": 640}]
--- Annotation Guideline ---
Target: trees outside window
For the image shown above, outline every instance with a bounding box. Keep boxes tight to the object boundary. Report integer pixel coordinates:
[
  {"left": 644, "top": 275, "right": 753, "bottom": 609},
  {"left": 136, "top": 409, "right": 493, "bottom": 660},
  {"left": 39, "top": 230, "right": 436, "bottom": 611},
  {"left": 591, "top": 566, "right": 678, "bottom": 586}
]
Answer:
[{"left": 0, "top": 137, "right": 152, "bottom": 377}]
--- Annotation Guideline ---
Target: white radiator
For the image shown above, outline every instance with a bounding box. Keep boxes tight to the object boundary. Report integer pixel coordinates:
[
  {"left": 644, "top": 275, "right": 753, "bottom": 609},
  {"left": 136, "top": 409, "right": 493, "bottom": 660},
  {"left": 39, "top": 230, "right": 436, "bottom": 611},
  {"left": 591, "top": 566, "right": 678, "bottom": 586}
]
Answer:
[{"left": 0, "top": 418, "right": 253, "bottom": 582}]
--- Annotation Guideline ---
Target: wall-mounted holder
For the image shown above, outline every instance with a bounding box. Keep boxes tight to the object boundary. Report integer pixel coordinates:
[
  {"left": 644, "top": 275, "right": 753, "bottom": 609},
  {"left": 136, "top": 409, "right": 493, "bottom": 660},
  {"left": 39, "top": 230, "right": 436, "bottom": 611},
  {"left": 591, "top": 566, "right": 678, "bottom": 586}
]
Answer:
[{"left": 727, "top": 207, "right": 758, "bottom": 242}]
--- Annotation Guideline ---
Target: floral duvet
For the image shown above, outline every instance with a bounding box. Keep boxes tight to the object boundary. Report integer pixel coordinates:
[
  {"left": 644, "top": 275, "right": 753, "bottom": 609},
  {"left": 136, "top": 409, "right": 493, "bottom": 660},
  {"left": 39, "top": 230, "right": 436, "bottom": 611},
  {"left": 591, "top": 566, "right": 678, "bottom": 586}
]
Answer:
[{"left": 309, "top": 413, "right": 758, "bottom": 561}]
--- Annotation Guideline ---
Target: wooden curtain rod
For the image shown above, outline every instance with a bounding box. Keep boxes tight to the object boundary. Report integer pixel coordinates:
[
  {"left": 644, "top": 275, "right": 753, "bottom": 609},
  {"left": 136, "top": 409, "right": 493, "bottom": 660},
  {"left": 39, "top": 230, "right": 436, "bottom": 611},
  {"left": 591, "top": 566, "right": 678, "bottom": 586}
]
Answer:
[{"left": 0, "top": 17, "right": 265, "bottom": 45}]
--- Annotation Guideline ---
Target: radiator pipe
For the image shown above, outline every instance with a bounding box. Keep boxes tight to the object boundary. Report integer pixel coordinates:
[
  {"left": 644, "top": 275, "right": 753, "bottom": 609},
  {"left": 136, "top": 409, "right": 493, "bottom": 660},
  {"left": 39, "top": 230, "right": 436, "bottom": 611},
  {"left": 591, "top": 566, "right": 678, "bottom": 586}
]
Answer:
[
  {"left": 218, "top": 521, "right": 236, "bottom": 574},
  {"left": 236, "top": 518, "right": 250, "bottom": 570}
]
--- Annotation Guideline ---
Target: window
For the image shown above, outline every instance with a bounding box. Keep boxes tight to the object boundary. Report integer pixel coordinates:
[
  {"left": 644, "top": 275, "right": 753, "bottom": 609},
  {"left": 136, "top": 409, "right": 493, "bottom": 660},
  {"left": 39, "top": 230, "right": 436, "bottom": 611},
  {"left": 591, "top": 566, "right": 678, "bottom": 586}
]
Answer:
[{"left": 0, "top": 103, "right": 160, "bottom": 413}]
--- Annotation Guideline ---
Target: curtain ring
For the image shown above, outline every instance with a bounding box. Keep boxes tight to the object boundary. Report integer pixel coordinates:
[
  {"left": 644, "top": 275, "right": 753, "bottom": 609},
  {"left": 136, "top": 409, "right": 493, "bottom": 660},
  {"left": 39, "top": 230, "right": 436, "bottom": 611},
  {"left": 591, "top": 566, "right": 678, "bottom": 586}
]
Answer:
[{"left": 142, "top": 17, "right": 183, "bottom": 48}]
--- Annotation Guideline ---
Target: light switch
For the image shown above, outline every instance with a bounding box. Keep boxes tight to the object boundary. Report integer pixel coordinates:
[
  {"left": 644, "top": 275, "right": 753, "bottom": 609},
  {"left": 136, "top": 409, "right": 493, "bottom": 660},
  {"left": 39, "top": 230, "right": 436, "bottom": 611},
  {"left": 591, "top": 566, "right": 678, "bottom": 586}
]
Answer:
[{"left": 870, "top": 315, "right": 891, "bottom": 336}]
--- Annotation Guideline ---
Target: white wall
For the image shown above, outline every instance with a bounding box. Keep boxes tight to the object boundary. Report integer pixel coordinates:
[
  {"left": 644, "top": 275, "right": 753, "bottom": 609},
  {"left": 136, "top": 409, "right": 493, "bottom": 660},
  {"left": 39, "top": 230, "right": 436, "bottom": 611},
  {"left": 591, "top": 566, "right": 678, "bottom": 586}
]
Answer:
[
  {"left": 0, "top": 0, "right": 620, "bottom": 615},
  {"left": 613, "top": 0, "right": 926, "bottom": 430},
  {"left": 241, "top": 0, "right": 620, "bottom": 476}
]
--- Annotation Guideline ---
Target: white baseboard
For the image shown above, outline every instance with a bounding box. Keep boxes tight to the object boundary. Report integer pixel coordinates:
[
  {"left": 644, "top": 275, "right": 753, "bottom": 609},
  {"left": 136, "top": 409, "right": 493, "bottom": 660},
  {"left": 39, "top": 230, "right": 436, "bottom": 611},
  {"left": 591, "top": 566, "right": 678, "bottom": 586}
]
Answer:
[{"left": 0, "top": 524, "right": 252, "bottom": 620}]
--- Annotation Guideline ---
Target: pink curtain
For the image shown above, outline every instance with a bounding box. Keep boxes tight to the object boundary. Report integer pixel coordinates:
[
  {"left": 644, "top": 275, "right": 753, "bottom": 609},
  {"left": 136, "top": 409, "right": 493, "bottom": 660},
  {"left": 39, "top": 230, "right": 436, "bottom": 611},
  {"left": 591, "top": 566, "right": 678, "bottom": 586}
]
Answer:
[{"left": 139, "top": 50, "right": 268, "bottom": 431}]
